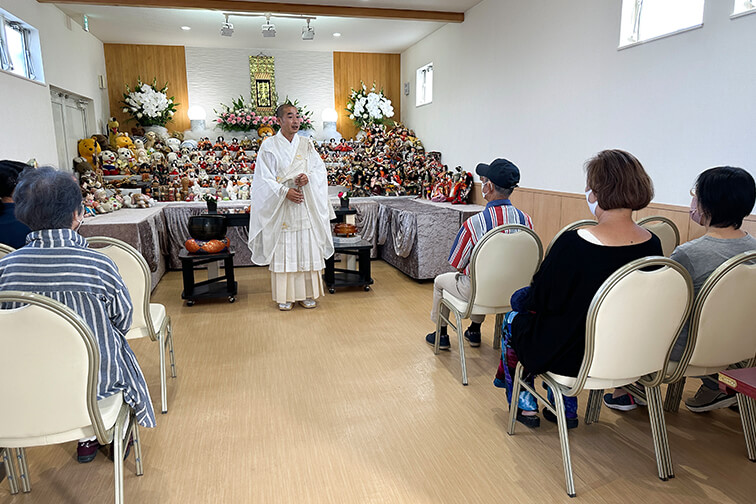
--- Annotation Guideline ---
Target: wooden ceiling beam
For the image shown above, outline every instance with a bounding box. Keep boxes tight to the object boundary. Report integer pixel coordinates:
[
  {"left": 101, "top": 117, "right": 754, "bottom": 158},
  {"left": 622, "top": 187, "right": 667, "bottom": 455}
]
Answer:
[{"left": 41, "top": 0, "right": 465, "bottom": 23}]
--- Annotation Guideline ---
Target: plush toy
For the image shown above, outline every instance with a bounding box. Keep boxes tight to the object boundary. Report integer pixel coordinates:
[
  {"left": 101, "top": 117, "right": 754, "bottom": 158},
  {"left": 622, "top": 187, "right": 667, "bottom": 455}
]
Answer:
[
  {"left": 73, "top": 156, "right": 94, "bottom": 176},
  {"left": 100, "top": 150, "right": 118, "bottom": 175},
  {"left": 144, "top": 131, "right": 157, "bottom": 151},
  {"left": 107, "top": 117, "right": 120, "bottom": 149},
  {"left": 257, "top": 126, "right": 275, "bottom": 143},
  {"left": 92, "top": 134, "right": 110, "bottom": 153},
  {"left": 166, "top": 137, "right": 181, "bottom": 152},
  {"left": 115, "top": 132, "right": 135, "bottom": 151},
  {"left": 78, "top": 138, "right": 101, "bottom": 167},
  {"left": 130, "top": 125, "right": 145, "bottom": 137}
]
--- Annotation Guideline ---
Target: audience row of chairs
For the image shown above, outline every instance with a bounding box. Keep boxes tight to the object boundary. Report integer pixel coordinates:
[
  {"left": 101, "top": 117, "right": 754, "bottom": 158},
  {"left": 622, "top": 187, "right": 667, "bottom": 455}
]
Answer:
[
  {"left": 433, "top": 217, "right": 756, "bottom": 497},
  {"left": 0, "top": 237, "right": 177, "bottom": 503}
]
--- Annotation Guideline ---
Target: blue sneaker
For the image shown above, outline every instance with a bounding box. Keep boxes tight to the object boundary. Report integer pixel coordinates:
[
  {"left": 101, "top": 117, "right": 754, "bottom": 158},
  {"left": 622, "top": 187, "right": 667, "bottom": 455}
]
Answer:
[
  {"left": 603, "top": 393, "right": 638, "bottom": 411},
  {"left": 425, "top": 332, "right": 450, "bottom": 350}
]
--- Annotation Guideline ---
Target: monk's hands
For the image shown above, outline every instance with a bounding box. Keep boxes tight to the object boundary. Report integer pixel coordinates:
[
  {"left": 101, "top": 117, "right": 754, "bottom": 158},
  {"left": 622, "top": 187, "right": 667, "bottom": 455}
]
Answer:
[
  {"left": 295, "top": 173, "right": 309, "bottom": 187},
  {"left": 286, "top": 187, "right": 304, "bottom": 204}
]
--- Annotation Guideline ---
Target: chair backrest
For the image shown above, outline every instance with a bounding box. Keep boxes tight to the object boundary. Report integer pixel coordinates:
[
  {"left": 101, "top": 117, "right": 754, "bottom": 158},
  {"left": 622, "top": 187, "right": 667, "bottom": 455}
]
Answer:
[
  {"left": 0, "top": 291, "right": 108, "bottom": 446},
  {"left": 87, "top": 236, "right": 154, "bottom": 339},
  {"left": 567, "top": 257, "right": 693, "bottom": 394},
  {"left": 468, "top": 224, "right": 543, "bottom": 313},
  {"left": 545, "top": 219, "right": 597, "bottom": 257},
  {"left": 0, "top": 243, "right": 15, "bottom": 258},
  {"left": 678, "top": 251, "right": 756, "bottom": 372},
  {"left": 637, "top": 216, "right": 680, "bottom": 257}
]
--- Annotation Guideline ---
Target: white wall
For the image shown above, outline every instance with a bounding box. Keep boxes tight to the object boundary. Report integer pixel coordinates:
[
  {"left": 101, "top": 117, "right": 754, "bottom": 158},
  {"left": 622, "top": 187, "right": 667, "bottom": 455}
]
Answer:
[
  {"left": 401, "top": 0, "right": 756, "bottom": 206},
  {"left": 185, "top": 47, "right": 334, "bottom": 138},
  {"left": 0, "top": 0, "right": 107, "bottom": 166}
]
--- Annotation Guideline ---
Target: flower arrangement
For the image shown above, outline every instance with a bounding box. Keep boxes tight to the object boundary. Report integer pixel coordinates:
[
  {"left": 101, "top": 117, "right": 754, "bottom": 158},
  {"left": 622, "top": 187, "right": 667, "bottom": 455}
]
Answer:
[
  {"left": 215, "top": 96, "right": 279, "bottom": 132},
  {"left": 202, "top": 193, "right": 219, "bottom": 202},
  {"left": 346, "top": 82, "right": 395, "bottom": 128},
  {"left": 337, "top": 190, "right": 352, "bottom": 199},
  {"left": 284, "top": 98, "right": 314, "bottom": 130},
  {"left": 122, "top": 78, "right": 178, "bottom": 127}
]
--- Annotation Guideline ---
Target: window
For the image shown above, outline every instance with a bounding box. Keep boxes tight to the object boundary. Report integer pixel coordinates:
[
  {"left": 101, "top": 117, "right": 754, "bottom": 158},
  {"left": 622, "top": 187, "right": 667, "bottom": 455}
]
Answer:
[
  {"left": 732, "top": 0, "right": 756, "bottom": 17},
  {"left": 415, "top": 62, "right": 433, "bottom": 107},
  {"left": 0, "top": 9, "right": 43, "bottom": 83},
  {"left": 619, "top": 0, "right": 705, "bottom": 48}
]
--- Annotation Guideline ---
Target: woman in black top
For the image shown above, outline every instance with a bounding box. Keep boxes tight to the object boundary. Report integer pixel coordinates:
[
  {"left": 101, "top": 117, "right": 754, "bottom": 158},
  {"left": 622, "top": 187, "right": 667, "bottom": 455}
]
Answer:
[{"left": 500, "top": 150, "right": 662, "bottom": 428}]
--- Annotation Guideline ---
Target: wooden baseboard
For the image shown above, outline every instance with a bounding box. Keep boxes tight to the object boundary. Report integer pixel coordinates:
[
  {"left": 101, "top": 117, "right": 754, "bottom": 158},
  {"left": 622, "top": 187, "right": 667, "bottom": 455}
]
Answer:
[{"left": 469, "top": 183, "right": 756, "bottom": 248}]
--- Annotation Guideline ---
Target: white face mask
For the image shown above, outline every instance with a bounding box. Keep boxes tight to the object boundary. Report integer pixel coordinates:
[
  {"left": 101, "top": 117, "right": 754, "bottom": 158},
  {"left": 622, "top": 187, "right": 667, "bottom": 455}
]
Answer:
[
  {"left": 481, "top": 180, "right": 490, "bottom": 199},
  {"left": 585, "top": 190, "right": 599, "bottom": 216}
]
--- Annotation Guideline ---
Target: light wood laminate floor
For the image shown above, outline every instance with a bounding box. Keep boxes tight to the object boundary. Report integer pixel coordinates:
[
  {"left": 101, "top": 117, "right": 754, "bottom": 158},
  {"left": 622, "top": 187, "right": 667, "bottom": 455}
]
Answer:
[{"left": 3, "top": 261, "right": 755, "bottom": 503}]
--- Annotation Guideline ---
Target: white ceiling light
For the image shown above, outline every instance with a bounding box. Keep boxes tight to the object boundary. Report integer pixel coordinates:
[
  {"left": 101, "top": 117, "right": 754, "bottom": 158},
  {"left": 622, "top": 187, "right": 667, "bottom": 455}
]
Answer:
[
  {"left": 302, "top": 18, "right": 314, "bottom": 41},
  {"left": 262, "top": 13, "right": 276, "bottom": 37},
  {"left": 180, "top": 26, "right": 191, "bottom": 31},
  {"left": 333, "top": 32, "right": 341, "bottom": 37},
  {"left": 220, "top": 14, "right": 233, "bottom": 37}
]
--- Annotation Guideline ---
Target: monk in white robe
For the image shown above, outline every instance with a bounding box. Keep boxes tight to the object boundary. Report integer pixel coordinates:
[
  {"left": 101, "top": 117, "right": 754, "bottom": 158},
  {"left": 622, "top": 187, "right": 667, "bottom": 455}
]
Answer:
[{"left": 248, "top": 104, "right": 335, "bottom": 310}]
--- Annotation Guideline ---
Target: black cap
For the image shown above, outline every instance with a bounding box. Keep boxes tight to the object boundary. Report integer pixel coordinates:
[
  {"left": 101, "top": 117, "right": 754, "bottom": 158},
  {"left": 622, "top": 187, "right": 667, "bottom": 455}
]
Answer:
[{"left": 475, "top": 158, "right": 520, "bottom": 189}]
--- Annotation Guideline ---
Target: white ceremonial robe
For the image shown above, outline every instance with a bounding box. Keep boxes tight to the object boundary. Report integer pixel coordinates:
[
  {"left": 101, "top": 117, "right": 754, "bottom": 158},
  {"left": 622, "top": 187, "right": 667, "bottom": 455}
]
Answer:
[{"left": 248, "top": 132, "right": 335, "bottom": 303}]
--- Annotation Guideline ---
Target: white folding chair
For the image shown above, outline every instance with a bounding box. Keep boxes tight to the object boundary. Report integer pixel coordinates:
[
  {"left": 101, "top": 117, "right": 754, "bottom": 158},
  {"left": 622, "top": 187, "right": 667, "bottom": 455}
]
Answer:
[
  {"left": 87, "top": 237, "right": 176, "bottom": 414},
  {"left": 0, "top": 243, "right": 15, "bottom": 258},
  {"left": 663, "top": 251, "right": 756, "bottom": 460},
  {"left": 544, "top": 219, "right": 597, "bottom": 257},
  {"left": 507, "top": 257, "right": 693, "bottom": 496},
  {"left": 638, "top": 216, "right": 680, "bottom": 257},
  {"left": 0, "top": 291, "right": 143, "bottom": 503},
  {"left": 435, "top": 224, "right": 542, "bottom": 385}
]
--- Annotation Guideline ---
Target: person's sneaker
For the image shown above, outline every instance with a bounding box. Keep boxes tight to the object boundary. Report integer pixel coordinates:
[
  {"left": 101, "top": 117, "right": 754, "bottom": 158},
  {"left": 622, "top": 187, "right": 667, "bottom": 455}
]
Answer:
[
  {"left": 278, "top": 302, "right": 293, "bottom": 311},
  {"left": 542, "top": 407, "right": 578, "bottom": 429},
  {"left": 464, "top": 328, "right": 481, "bottom": 347},
  {"left": 425, "top": 332, "right": 450, "bottom": 350},
  {"left": 603, "top": 393, "right": 638, "bottom": 411},
  {"left": 684, "top": 385, "right": 737, "bottom": 413},
  {"left": 299, "top": 298, "right": 317, "bottom": 309},
  {"left": 516, "top": 409, "right": 540, "bottom": 428},
  {"left": 77, "top": 439, "right": 103, "bottom": 463}
]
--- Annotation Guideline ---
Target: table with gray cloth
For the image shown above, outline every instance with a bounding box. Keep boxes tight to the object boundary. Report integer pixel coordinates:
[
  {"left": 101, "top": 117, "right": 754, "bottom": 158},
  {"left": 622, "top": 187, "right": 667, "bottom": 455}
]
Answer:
[
  {"left": 79, "top": 206, "right": 168, "bottom": 291},
  {"left": 161, "top": 201, "right": 253, "bottom": 269}
]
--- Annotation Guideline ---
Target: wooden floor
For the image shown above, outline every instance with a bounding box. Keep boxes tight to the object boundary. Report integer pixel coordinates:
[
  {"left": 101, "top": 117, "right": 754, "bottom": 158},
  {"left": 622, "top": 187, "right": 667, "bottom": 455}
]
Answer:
[{"left": 3, "top": 260, "right": 755, "bottom": 503}]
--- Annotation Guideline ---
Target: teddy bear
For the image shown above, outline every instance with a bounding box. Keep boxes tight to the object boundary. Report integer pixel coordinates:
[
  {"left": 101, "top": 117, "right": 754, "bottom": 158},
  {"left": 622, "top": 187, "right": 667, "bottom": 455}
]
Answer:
[
  {"left": 144, "top": 131, "right": 157, "bottom": 151},
  {"left": 78, "top": 138, "right": 101, "bottom": 167},
  {"left": 100, "top": 150, "right": 118, "bottom": 175},
  {"left": 115, "top": 132, "right": 135, "bottom": 152},
  {"left": 117, "top": 147, "right": 135, "bottom": 171},
  {"left": 166, "top": 137, "right": 181, "bottom": 152}
]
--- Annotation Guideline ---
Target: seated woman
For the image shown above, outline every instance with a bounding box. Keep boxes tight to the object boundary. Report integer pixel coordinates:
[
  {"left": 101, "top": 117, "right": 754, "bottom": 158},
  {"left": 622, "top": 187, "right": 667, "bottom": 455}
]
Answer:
[
  {"left": 0, "top": 167, "right": 155, "bottom": 462},
  {"left": 498, "top": 150, "right": 662, "bottom": 428},
  {"left": 0, "top": 160, "right": 32, "bottom": 249}
]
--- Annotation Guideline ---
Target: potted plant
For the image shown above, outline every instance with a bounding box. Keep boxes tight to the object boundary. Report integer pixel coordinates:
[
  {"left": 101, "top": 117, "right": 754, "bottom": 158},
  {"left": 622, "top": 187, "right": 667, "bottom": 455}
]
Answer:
[
  {"left": 203, "top": 193, "right": 219, "bottom": 213},
  {"left": 337, "top": 190, "right": 352, "bottom": 208}
]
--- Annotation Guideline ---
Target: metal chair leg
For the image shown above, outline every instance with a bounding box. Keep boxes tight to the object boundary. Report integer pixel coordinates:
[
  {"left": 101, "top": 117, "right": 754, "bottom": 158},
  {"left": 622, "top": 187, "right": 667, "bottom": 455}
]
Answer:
[
  {"left": 646, "top": 386, "right": 674, "bottom": 480},
  {"left": 454, "top": 311, "right": 468, "bottom": 386},
  {"left": 507, "top": 363, "right": 524, "bottom": 436},
  {"left": 132, "top": 419, "right": 144, "bottom": 476},
  {"left": 114, "top": 415, "right": 125, "bottom": 504},
  {"left": 543, "top": 378, "right": 576, "bottom": 497},
  {"left": 736, "top": 394, "right": 756, "bottom": 461},
  {"left": 159, "top": 331, "right": 168, "bottom": 414},
  {"left": 584, "top": 389, "right": 603, "bottom": 425},
  {"left": 15, "top": 448, "right": 30, "bottom": 493},
  {"left": 2, "top": 448, "right": 19, "bottom": 495},
  {"left": 663, "top": 378, "right": 685, "bottom": 413},
  {"left": 493, "top": 313, "right": 503, "bottom": 350},
  {"left": 167, "top": 319, "right": 176, "bottom": 378}
]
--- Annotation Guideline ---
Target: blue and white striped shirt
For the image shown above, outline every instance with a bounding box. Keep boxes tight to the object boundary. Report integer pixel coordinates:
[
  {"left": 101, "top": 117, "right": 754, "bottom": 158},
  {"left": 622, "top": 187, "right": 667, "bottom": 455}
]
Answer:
[{"left": 0, "top": 229, "right": 156, "bottom": 428}]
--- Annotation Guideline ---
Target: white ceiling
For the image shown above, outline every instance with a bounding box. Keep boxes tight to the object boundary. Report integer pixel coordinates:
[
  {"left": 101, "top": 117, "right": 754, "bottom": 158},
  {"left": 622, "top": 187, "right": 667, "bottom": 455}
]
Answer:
[{"left": 54, "top": 1, "right": 483, "bottom": 53}]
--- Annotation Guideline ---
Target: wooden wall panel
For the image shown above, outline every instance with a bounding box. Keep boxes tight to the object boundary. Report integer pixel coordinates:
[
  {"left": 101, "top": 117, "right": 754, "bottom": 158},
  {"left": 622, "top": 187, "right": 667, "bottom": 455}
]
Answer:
[
  {"left": 104, "top": 44, "right": 189, "bottom": 133},
  {"left": 333, "top": 52, "right": 401, "bottom": 140}
]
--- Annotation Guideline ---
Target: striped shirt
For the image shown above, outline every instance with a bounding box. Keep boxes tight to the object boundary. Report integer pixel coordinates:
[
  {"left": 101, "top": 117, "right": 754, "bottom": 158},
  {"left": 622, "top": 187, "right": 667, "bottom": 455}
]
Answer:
[
  {"left": 448, "top": 199, "right": 534, "bottom": 275},
  {"left": 0, "top": 229, "right": 156, "bottom": 428}
]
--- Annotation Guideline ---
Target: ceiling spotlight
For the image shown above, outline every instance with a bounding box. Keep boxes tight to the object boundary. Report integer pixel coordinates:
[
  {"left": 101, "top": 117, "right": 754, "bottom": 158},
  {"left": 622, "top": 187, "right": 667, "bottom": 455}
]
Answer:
[
  {"left": 302, "top": 18, "right": 315, "bottom": 41},
  {"left": 262, "top": 13, "right": 276, "bottom": 37},
  {"left": 181, "top": 26, "right": 191, "bottom": 31},
  {"left": 333, "top": 32, "right": 341, "bottom": 37},
  {"left": 220, "top": 14, "right": 233, "bottom": 37}
]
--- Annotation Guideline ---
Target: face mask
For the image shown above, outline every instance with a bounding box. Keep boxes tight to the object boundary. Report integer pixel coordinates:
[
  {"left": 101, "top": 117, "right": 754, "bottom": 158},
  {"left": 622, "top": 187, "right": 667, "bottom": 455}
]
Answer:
[
  {"left": 481, "top": 181, "right": 489, "bottom": 199},
  {"left": 689, "top": 196, "right": 703, "bottom": 225},
  {"left": 585, "top": 190, "right": 598, "bottom": 216}
]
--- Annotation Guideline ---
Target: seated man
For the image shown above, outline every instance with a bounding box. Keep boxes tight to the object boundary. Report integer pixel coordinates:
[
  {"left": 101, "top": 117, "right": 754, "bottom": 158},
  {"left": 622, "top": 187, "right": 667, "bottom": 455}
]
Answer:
[
  {"left": 0, "top": 160, "right": 32, "bottom": 249},
  {"left": 425, "top": 158, "right": 533, "bottom": 349},
  {"left": 0, "top": 167, "right": 155, "bottom": 463}
]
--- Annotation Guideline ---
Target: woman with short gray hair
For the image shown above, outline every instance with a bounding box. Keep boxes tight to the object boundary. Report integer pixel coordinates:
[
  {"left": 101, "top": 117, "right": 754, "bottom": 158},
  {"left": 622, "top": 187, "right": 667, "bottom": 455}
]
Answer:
[{"left": 0, "top": 166, "right": 155, "bottom": 463}]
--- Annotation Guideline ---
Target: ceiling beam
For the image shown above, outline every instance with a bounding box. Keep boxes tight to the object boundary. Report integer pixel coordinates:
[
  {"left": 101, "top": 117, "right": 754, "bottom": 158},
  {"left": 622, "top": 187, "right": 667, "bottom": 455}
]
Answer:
[{"left": 42, "top": 0, "right": 465, "bottom": 23}]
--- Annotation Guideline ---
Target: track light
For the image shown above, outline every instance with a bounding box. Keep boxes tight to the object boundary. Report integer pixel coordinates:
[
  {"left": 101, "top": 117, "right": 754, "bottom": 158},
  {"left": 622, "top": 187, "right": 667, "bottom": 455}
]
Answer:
[
  {"left": 302, "top": 18, "right": 315, "bottom": 41},
  {"left": 262, "top": 13, "right": 276, "bottom": 37},
  {"left": 220, "top": 14, "right": 234, "bottom": 37}
]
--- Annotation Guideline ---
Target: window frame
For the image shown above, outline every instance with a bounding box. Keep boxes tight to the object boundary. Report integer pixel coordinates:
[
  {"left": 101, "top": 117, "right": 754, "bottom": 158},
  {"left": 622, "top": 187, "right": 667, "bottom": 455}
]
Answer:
[
  {"left": 618, "top": 0, "right": 705, "bottom": 50},
  {"left": 731, "top": 0, "right": 756, "bottom": 19},
  {"left": 415, "top": 62, "right": 433, "bottom": 108},
  {"left": 0, "top": 9, "right": 44, "bottom": 84}
]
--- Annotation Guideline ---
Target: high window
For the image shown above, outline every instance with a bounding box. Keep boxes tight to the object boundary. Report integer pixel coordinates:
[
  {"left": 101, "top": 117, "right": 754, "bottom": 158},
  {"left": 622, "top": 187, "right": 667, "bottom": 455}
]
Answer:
[
  {"left": 415, "top": 62, "right": 433, "bottom": 107},
  {"left": 0, "top": 9, "right": 44, "bottom": 83},
  {"left": 732, "top": 0, "right": 756, "bottom": 17},
  {"left": 619, "top": 0, "right": 705, "bottom": 48}
]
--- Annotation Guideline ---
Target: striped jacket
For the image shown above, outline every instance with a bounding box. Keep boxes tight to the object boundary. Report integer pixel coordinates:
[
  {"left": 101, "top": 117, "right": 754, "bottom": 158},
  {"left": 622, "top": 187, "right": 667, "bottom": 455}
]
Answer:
[
  {"left": 448, "top": 199, "right": 534, "bottom": 275},
  {"left": 0, "top": 229, "right": 156, "bottom": 428}
]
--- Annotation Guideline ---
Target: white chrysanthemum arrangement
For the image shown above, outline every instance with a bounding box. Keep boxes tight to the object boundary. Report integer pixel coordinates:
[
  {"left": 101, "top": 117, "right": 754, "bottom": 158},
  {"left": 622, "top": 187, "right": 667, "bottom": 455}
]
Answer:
[
  {"left": 121, "top": 78, "right": 178, "bottom": 127},
  {"left": 346, "top": 81, "right": 394, "bottom": 128}
]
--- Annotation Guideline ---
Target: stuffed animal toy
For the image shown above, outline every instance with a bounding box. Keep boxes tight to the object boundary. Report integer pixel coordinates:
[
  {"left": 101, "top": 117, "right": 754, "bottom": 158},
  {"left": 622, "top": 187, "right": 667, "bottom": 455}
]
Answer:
[
  {"left": 107, "top": 117, "right": 120, "bottom": 149},
  {"left": 100, "top": 150, "right": 118, "bottom": 176},
  {"left": 257, "top": 126, "right": 275, "bottom": 143},
  {"left": 115, "top": 132, "right": 135, "bottom": 151},
  {"left": 170, "top": 130, "right": 184, "bottom": 141},
  {"left": 144, "top": 131, "right": 157, "bottom": 151},
  {"left": 78, "top": 138, "right": 101, "bottom": 167},
  {"left": 92, "top": 134, "right": 110, "bottom": 153},
  {"left": 166, "top": 137, "right": 181, "bottom": 152},
  {"left": 131, "top": 125, "right": 145, "bottom": 137},
  {"left": 181, "top": 139, "right": 198, "bottom": 151},
  {"left": 73, "top": 156, "right": 94, "bottom": 176}
]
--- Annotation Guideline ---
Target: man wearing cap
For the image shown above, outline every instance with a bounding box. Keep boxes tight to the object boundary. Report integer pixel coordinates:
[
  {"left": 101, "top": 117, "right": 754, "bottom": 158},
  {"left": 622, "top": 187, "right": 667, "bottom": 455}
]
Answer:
[{"left": 426, "top": 158, "right": 534, "bottom": 349}]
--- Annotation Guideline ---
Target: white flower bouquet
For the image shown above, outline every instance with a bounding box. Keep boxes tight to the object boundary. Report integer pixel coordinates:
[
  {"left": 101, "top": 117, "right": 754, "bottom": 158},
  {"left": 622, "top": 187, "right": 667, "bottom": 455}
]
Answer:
[
  {"left": 346, "top": 81, "right": 394, "bottom": 128},
  {"left": 121, "top": 78, "right": 178, "bottom": 127}
]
